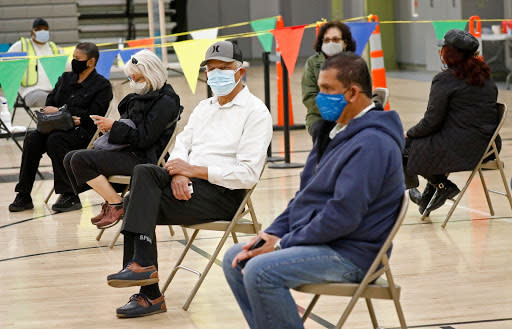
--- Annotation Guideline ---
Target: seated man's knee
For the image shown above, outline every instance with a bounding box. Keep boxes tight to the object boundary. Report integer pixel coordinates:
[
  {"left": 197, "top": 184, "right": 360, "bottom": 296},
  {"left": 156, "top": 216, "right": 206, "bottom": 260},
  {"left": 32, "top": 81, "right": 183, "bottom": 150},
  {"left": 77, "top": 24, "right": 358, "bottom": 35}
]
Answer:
[{"left": 223, "top": 243, "right": 244, "bottom": 271}]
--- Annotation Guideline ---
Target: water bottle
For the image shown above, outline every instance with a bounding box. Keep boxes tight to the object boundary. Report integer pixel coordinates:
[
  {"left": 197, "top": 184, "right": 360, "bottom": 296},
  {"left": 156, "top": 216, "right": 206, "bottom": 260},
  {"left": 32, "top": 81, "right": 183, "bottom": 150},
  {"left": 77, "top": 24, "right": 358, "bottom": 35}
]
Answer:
[{"left": 0, "top": 96, "right": 12, "bottom": 132}]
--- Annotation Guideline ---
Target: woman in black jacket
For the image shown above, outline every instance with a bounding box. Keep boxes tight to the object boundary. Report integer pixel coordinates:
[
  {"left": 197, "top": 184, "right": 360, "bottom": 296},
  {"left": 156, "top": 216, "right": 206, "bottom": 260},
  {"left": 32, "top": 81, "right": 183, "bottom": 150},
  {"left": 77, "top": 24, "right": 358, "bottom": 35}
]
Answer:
[
  {"left": 64, "top": 49, "right": 182, "bottom": 228},
  {"left": 405, "top": 29, "right": 500, "bottom": 214}
]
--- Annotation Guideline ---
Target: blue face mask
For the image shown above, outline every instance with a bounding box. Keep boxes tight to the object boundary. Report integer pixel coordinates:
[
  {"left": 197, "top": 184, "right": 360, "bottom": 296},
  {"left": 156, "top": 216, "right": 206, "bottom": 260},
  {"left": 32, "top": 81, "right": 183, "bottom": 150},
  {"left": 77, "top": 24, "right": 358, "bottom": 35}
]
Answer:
[
  {"left": 315, "top": 91, "right": 349, "bottom": 121},
  {"left": 34, "top": 30, "right": 50, "bottom": 43},
  {"left": 206, "top": 68, "right": 241, "bottom": 96}
]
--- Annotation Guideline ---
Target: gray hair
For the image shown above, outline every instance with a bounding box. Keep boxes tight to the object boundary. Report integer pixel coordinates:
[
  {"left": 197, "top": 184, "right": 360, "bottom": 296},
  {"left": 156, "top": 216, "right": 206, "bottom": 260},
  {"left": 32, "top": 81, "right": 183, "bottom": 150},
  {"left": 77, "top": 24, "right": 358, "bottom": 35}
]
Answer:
[{"left": 124, "top": 49, "right": 167, "bottom": 91}]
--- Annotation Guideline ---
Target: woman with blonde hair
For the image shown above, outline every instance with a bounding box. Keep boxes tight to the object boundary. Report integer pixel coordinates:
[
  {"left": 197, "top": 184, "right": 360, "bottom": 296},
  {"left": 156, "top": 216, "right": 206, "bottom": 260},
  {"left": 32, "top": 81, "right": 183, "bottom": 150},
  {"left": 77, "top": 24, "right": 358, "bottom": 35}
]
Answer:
[{"left": 64, "top": 49, "right": 182, "bottom": 228}]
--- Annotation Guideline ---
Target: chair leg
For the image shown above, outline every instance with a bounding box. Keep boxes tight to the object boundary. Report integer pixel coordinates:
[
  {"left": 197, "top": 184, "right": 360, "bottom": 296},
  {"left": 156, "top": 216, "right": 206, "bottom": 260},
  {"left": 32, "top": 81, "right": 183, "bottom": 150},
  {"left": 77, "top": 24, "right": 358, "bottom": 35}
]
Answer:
[
  {"left": 420, "top": 190, "right": 438, "bottom": 220},
  {"left": 109, "top": 222, "right": 123, "bottom": 249},
  {"left": 231, "top": 232, "right": 238, "bottom": 243},
  {"left": 182, "top": 227, "right": 236, "bottom": 311},
  {"left": 496, "top": 156, "right": 512, "bottom": 211},
  {"left": 384, "top": 269, "right": 408, "bottom": 329},
  {"left": 168, "top": 225, "right": 175, "bottom": 237},
  {"left": 478, "top": 169, "right": 494, "bottom": 216},
  {"left": 365, "top": 298, "right": 379, "bottom": 329},
  {"left": 301, "top": 295, "right": 320, "bottom": 323},
  {"left": 44, "top": 187, "right": 54, "bottom": 204},
  {"left": 96, "top": 228, "right": 105, "bottom": 241},
  {"left": 161, "top": 229, "right": 200, "bottom": 294},
  {"left": 181, "top": 227, "right": 189, "bottom": 242},
  {"left": 442, "top": 169, "right": 479, "bottom": 228}
]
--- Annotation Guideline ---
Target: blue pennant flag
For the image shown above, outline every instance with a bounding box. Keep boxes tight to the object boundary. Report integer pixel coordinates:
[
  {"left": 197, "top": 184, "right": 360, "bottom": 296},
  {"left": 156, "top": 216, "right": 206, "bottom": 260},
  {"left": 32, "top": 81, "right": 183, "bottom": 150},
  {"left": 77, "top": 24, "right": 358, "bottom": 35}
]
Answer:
[
  {"left": 96, "top": 50, "right": 119, "bottom": 79},
  {"left": 119, "top": 48, "right": 145, "bottom": 64},
  {"left": 346, "top": 22, "right": 378, "bottom": 56}
]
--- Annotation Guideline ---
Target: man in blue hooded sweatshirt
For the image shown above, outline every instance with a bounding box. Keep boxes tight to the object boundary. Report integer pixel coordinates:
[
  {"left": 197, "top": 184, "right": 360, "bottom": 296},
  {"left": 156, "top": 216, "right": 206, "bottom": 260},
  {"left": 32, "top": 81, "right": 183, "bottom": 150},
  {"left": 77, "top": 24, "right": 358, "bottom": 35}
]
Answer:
[{"left": 223, "top": 52, "right": 405, "bottom": 329}]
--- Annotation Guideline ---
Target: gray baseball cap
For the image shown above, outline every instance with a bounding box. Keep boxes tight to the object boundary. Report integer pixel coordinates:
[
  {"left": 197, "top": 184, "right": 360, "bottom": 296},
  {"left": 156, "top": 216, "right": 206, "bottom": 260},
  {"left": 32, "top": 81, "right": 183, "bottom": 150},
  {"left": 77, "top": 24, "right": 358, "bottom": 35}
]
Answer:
[
  {"left": 437, "top": 29, "right": 479, "bottom": 53},
  {"left": 200, "top": 40, "right": 243, "bottom": 66}
]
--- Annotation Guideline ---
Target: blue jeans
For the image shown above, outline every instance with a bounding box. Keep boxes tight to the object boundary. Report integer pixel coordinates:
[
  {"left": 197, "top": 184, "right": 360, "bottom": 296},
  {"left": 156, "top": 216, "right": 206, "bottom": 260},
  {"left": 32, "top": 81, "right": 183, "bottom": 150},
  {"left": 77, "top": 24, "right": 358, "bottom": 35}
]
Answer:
[{"left": 222, "top": 243, "right": 365, "bottom": 329}]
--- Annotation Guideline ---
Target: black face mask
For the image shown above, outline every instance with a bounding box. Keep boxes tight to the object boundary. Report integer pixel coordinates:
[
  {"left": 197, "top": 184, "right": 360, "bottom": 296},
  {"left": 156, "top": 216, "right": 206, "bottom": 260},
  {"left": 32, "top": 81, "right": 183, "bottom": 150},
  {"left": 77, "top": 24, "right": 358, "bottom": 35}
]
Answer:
[{"left": 72, "top": 59, "right": 88, "bottom": 74}]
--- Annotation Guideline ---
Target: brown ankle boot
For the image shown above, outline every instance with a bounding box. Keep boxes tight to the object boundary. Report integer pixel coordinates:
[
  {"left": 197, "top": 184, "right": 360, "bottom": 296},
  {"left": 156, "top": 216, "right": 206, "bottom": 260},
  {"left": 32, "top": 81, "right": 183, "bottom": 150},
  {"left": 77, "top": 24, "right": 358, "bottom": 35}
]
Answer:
[
  {"left": 91, "top": 201, "right": 109, "bottom": 225},
  {"left": 96, "top": 203, "right": 124, "bottom": 229}
]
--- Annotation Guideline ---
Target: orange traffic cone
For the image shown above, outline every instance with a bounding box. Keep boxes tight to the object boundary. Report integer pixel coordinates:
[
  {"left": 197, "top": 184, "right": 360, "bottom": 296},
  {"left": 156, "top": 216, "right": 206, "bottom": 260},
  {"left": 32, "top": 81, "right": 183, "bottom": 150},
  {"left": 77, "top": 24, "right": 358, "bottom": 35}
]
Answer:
[
  {"left": 368, "top": 15, "right": 390, "bottom": 110},
  {"left": 469, "top": 15, "right": 484, "bottom": 61}
]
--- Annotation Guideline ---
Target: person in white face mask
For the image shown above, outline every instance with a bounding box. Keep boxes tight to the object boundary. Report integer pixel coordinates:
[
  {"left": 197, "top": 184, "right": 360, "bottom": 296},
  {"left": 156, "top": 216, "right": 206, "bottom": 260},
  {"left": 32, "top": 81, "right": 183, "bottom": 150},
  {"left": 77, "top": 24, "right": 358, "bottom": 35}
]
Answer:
[
  {"left": 63, "top": 49, "right": 183, "bottom": 228},
  {"left": 7, "top": 18, "right": 62, "bottom": 107},
  {"left": 302, "top": 21, "right": 356, "bottom": 141}
]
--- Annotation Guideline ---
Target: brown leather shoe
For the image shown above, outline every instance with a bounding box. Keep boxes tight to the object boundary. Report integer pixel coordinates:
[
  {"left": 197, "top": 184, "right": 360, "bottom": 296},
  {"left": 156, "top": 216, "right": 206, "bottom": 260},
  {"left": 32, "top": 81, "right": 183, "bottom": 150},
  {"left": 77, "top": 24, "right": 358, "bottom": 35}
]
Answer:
[
  {"left": 96, "top": 204, "right": 124, "bottom": 229},
  {"left": 116, "top": 293, "right": 166, "bottom": 318},
  {"left": 107, "top": 262, "right": 159, "bottom": 287},
  {"left": 91, "top": 201, "right": 109, "bottom": 225}
]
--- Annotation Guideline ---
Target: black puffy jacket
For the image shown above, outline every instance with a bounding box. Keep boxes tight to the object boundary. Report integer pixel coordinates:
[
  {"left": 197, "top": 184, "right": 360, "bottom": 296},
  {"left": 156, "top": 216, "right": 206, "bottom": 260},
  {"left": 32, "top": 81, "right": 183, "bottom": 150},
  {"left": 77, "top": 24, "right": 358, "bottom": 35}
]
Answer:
[{"left": 108, "top": 83, "right": 182, "bottom": 164}]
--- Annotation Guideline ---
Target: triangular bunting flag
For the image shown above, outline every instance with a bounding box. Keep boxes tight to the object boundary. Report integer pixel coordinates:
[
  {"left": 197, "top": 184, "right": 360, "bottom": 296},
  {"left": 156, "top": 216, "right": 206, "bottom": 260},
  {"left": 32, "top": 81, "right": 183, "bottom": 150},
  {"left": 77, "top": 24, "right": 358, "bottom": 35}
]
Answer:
[
  {"left": 173, "top": 39, "right": 216, "bottom": 93},
  {"left": 250, "top": 17, "right": 277, "bottom": 52},
  {"left": 0, "top": 59, "right": 29, "bottom": 110},
  {"left": 271, "top": 25, "right": 306, "bottom": 77},
  {"left": 346, "top": 22, "right": 377, "bottom": 56},
  {"left": 127, "top": 38, "right": 154, "bottom": 48},
  {"left": 119, "top": 48, "right": 144, "bottom": 64},
  {"left": 190, "top": 28, "right": 219, "bottom": 40},
  {"left": 96, "top": 50, "right": 119, "bottom": 79},
  {"left": 39, "top": 55, "right": 68, "bottom": 88},
  {"left": 432, "top": 21, "right": 468, "bottom": 41}
]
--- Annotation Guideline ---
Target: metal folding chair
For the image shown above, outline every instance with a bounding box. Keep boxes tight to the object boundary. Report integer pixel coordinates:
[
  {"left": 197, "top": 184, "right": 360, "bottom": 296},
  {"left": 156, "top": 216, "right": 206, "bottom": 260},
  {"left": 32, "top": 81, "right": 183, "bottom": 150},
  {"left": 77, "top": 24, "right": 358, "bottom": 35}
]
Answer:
[
  {"left": 294, "top": 192, "right": 409, "bottom": 329},
  {"left": 161, "top": 176, "right": 263, "bottom": 311},
  {"left": 421, "top": 103, "right": 512, "bottom": 228}
]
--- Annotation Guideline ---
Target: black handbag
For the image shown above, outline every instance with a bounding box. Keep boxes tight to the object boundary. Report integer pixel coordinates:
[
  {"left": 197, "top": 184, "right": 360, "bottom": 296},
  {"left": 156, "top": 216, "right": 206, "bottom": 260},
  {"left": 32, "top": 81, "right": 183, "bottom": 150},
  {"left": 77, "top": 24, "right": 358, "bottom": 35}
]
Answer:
[{"left": 36, "top": 105, "right": 74, "bottom": 134}]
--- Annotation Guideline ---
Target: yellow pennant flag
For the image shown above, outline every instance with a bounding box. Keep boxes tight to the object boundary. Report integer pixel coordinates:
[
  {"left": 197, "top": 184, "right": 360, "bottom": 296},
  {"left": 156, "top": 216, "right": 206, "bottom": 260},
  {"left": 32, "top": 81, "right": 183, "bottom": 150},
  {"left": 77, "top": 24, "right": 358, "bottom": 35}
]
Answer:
[
  {"left": 173, "top": 39, "right": 217, "bottom": 94},
  {"left": 62, "top": 46, "right": 75, "bottom": 63}
]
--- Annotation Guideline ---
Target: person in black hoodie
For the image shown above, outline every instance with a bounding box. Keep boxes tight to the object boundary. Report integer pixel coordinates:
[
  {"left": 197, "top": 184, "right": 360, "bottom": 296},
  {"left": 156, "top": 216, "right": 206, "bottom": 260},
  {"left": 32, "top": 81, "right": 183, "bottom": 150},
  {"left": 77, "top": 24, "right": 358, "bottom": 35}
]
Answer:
[
  {"left": 9, "top": 42, "right": 113, "bottom": 213},
  {"left": 63, "top": 49, "right": 182, "bottom": 229}
]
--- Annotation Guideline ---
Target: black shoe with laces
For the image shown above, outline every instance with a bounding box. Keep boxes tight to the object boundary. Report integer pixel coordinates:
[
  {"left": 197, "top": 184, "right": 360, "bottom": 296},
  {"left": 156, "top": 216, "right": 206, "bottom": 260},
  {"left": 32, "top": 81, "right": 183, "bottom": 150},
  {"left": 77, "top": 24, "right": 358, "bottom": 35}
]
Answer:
[
  {"left": 409, "top": 184, "right": 436, "bottom": 214},
  {"left": 116, "top": 293, "right": 166, "bottom": 318},
  {"left": 52, "top": 193, "right": 82, "bottom": 213},
  {"left": 9, "top": 193, "right": 33, "bottom": 212}
]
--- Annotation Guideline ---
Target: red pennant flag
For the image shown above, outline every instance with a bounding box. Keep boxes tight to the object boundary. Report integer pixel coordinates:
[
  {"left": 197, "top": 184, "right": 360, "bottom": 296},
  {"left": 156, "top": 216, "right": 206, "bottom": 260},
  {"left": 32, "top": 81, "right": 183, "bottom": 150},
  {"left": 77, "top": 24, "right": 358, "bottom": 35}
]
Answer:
[{"left": 271, "top": 25, "right": 306, "bottom": 78}]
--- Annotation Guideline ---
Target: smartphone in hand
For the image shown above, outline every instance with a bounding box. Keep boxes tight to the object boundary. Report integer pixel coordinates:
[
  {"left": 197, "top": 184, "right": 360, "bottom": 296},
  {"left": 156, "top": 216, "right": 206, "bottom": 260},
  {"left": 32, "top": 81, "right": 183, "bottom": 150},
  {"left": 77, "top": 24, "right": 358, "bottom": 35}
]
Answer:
[{"left": 237, "top": 237, "right": 266, "bottom": 269}]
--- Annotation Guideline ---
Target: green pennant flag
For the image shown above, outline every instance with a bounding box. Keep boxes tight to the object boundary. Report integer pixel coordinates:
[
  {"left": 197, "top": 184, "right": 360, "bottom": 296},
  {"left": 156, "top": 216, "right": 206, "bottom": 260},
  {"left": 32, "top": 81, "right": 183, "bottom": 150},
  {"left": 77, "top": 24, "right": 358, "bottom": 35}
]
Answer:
[
  {"left": 432, "top": 21, "right": 468, "bottom": 41},
  {"left": 250, "top": 17, "right": 277, "bottom": 52},
  {"left": 0, "top": 59, "right": 29, "bottom": 110},
  {"left": 40, "top": 55, "right": 68, "bottom": 88}
]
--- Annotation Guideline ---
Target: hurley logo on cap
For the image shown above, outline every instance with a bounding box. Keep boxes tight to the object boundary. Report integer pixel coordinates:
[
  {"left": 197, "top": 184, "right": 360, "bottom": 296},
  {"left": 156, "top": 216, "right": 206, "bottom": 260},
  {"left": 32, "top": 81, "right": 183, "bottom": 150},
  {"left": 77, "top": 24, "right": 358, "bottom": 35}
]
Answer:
[{"left": 211, "top": 45, "right": 221, "bottom": 53}]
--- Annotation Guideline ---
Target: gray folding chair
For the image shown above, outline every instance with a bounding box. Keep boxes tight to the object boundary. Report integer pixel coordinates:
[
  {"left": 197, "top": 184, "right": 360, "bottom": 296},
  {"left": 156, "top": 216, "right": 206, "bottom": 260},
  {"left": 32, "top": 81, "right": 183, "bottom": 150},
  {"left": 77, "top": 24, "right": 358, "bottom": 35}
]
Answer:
[
  {"left": 161, "top": 178, "right": 263, "bottom": 311},
  {"left": 96, "top": 114, "right": 187, "bottom": 248},
  {"left": 294, "top": 192, "right": 409, "bottom": 329},
  {"left": 421, "top": 103, "right": 512, "bottom": 228}
]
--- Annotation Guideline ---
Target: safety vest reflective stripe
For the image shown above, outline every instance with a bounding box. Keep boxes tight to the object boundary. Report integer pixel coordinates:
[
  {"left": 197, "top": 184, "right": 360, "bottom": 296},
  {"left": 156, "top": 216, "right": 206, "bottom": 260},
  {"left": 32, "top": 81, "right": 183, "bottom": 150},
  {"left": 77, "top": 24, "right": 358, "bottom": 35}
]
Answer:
[{"left": 20, "top": 37, "right": 59, "bottom": 87}]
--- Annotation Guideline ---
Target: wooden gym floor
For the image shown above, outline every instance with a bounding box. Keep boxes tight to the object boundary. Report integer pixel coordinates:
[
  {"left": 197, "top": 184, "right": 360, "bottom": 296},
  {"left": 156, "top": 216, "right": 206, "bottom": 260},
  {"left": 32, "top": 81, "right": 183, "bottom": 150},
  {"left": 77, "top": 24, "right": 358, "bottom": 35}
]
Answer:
[{"left": 1, "top": 66, "right": 512, "bottom": 328}]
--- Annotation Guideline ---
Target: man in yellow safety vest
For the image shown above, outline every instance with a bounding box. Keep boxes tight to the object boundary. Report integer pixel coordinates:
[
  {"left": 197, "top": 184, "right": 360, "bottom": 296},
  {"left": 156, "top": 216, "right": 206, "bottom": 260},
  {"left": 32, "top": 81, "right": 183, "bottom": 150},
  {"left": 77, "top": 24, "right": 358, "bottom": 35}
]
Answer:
[{"left": 7, "top": 18, "right": 61, "bottom": 107}]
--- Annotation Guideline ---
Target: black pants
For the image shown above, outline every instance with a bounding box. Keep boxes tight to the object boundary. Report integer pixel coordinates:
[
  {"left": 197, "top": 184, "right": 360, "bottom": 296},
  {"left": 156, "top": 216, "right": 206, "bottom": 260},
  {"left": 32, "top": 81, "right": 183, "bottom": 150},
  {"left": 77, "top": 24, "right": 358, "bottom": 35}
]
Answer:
[
  {"left": 63, "top": 149, "right": 143, "bottom": 195},
  {"left": 16, "top": 129, "right": 89, "bottom": 195},
  {"left": 121, "top": 164, "right": 246, "bottom": 268}
]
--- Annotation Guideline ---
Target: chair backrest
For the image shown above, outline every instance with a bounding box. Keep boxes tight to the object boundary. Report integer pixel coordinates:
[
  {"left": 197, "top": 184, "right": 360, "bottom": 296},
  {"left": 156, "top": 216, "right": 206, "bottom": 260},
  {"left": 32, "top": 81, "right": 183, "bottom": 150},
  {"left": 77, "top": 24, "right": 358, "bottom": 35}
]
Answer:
[
  {"left": 358, "top": 192, "right": 409, "bottom": 284},
  {"left": 157, "top": 109, "right": 183, "bottom": 167},
  {"left": 479, "top": 102, "right": 507, "bottom": 162}
]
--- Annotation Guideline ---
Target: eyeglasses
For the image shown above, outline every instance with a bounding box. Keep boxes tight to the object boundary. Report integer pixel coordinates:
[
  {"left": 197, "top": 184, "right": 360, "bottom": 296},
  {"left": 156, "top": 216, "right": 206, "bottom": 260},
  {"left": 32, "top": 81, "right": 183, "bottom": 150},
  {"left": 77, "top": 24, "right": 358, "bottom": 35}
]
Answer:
[
  {"left": 132, "top": 57, "right": 138, "bottom": 65},
  {"left": 323, "top": 37, "right": 343, "bottom": 43}
]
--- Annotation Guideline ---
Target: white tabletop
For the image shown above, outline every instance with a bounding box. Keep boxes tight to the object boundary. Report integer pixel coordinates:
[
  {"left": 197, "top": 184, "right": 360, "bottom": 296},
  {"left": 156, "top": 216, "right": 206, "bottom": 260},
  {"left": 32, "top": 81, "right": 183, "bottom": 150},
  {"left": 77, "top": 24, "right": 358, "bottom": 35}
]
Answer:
[{"left": 481, "top": 33, "right": 512, "bottom": 41}]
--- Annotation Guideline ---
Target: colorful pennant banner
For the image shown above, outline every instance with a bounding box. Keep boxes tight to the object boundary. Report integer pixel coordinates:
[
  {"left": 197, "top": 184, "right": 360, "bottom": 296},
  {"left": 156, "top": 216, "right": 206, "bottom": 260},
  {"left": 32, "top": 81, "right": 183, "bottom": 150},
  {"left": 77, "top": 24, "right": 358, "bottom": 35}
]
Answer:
[
  {"left": 250, "top": 17, "right": 277, "bottom": 52},
  {"left": 173, "top": 39, "right": 216, "bottom": 94},
  {"left": 0, "top": 59, "right": 29, "bottom": 109},
  {"left": 271, "top": 25, "right": 306, "bottom": 78},
  {"left": 96, "top": 50, "right": 119, "bottom": 79},
  {"left": 191, "top": 28, "right": 219, "bottom": 40},
  {"left": 346, "top": 22, "right": 378, "bottom": 56},
  {"left": 39, "top": 55, "right": 68, "bottom": 88},
  {"left": 432, "top": 21, "right": 468, "bottom": 40}
]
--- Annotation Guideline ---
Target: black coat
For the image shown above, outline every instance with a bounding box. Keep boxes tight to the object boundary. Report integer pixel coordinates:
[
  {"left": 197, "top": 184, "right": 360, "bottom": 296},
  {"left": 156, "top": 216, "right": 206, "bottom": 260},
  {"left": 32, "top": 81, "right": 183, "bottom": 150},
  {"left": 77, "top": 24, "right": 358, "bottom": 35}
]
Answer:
[
  {"left": 45, "top": 70, "right": 113, "bottom": 139},
  {"left": 406, "top": 69, "right": 499, "bottom": 176},
  {"left": 108, "top": 83, "right": 182, "bottom": 164}
]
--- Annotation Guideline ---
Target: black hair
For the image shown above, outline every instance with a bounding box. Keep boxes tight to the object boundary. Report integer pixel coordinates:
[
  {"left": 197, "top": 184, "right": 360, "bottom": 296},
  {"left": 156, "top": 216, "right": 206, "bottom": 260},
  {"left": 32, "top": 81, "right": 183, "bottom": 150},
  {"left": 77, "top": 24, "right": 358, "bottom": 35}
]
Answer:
[
  {"left": 314, "top": 21, "right": 356, "bottom": 53},
  {"left": 75, "top": 42, "right": 100, "bottom": 65},
  {"left": 321, "top": 52, "right": 372, "bottom": 98}
]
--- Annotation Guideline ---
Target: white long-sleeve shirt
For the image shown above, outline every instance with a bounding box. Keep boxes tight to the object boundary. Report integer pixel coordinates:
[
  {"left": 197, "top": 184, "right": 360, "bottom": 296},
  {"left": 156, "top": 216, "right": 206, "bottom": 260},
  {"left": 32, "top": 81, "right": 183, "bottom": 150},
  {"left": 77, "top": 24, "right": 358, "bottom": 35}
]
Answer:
[{"left": 169, "top": 86, "right": 273, "bottom": 189}]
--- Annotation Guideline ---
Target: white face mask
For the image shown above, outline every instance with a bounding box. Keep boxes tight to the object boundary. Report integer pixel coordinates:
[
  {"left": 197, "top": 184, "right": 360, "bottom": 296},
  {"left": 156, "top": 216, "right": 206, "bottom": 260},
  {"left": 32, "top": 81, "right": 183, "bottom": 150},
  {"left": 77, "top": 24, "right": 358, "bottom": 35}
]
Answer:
[
  {"left": 130, "top": 80, "right": 149, "bottom": 94},
  {"left": 34, "top": 30, "right": 50, "bottom": 43},
  {"left": 321, "top": 41, "right": 345, "bottom": 57}
]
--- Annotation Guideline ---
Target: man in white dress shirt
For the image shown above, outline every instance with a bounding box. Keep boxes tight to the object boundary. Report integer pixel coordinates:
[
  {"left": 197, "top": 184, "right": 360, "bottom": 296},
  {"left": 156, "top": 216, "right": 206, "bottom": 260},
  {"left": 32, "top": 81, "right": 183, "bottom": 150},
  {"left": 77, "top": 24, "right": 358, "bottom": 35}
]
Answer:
[
  {"left": 7, "top": 18, "right": 61, "bottom": 107},
  {"left": 105, "top": 41, "right": 273, "bottom": 318}
]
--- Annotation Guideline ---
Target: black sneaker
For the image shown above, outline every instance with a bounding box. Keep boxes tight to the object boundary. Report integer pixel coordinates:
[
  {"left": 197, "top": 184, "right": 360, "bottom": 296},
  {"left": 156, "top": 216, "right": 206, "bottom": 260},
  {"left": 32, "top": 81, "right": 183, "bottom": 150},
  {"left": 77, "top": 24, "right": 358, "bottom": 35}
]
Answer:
[
  {"left": 9, "top": 193, "right": 34, "bottom": 212},
  {"left": 426, "top": 180, "right": 460, "bottom": 213},
  {"left": 52, "top": 193, "right": 82, "bottom": 213},
  {"left": 116, "top": 293, "right": 166, "bottom": 318}
]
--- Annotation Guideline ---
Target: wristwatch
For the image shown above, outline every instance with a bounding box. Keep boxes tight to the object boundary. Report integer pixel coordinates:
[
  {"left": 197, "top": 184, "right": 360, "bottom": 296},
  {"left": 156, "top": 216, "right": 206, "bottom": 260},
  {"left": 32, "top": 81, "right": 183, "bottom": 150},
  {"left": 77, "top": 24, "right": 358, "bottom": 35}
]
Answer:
[{"left": 274, "top": 239, "right": 282, "bottom": 251}]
